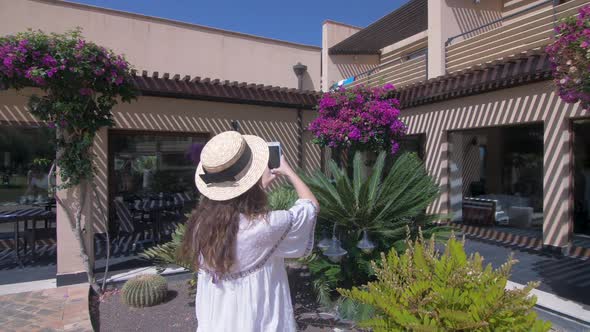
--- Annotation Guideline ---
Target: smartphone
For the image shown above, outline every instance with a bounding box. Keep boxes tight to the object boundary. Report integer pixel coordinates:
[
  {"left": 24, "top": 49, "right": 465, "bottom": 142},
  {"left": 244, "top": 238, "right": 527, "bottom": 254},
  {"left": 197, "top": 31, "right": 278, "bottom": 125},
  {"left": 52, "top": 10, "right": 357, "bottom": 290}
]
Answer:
[{"left": 268, "top": 142, "right": 282, "bottom": 169}]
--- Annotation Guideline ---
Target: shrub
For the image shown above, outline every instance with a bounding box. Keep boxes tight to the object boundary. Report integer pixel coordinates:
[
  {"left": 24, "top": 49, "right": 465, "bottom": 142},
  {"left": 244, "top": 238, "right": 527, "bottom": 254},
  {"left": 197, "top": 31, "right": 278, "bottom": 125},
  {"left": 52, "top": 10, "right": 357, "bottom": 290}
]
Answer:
[
  {"left": 141, "top": 222, "right": 192, "bottom": 271},
  {"left": 268, "top": 185, "right": 298, "bottom": 210},
  {"left": 141, "top": 222, "right": 200, "bottom": 295},
  {"left": 302, "top": 151, "right": 448, "bottom": 310},
  {"left": 339, "top": 235, "right": 551, "bottom": 332},
  {"left": 122, "top": 274, "right": 168, "bottom": 308}
]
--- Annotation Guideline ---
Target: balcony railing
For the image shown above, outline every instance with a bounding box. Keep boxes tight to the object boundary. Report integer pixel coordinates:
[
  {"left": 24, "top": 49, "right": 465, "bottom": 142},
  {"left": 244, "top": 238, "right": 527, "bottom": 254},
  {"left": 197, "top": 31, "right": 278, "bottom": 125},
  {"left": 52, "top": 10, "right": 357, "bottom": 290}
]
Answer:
[
  {"left": 333, "top": 39, "right": 428, "bottom": 90},
  {"left": 445, "top": 0, "right": 587, "bottom": 74}
]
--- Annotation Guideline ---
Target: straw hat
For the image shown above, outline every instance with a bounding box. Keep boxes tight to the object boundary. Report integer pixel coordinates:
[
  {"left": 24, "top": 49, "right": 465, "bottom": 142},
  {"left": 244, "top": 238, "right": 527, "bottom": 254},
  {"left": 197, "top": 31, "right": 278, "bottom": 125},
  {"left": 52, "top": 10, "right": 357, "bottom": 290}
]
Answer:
[{"left": 195, "top": 131, "right": 269, "bottom": 201}]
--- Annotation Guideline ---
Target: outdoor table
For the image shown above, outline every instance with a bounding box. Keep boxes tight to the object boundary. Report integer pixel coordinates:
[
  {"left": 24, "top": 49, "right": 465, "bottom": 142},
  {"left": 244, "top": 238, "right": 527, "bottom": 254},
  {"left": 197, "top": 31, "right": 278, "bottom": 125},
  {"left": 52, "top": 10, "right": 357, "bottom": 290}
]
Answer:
[
  {"left": 0, "top": 207, "right": 56, "bottom": 266},
  {"left": 32, "top": 199, "right": 57, "bottom": 228},
  {"left": 131, "top": 200, "right": 176, "bottom": 243}
]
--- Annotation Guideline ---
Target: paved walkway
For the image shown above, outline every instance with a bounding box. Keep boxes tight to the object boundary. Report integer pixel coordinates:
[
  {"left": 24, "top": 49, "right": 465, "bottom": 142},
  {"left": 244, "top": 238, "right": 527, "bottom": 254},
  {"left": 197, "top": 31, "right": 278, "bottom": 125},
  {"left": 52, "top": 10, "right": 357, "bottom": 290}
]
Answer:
[
  {"left": 0, "top": 283, "right": 92, "bottom": 332},
  {"left": 461, "top": 237, "right": 590, "bottom": 309},
  {"left": 455, "top": 223, "right": 590, "bottom": 259}
]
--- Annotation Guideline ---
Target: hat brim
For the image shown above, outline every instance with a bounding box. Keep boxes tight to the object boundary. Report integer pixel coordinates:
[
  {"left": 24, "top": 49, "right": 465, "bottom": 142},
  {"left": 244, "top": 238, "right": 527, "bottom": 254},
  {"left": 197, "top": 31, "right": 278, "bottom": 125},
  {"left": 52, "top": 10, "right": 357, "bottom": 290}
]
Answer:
[{"left": 195, "top": 135, "right": 269, "bottom": 201}]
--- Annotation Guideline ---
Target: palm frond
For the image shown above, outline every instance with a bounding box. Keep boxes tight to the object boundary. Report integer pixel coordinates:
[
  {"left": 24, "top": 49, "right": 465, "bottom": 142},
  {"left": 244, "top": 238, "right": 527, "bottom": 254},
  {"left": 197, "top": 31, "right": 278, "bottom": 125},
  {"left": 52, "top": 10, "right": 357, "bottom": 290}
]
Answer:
[{"left": 140, "top": 223, "right": 193, "bottom": 271}]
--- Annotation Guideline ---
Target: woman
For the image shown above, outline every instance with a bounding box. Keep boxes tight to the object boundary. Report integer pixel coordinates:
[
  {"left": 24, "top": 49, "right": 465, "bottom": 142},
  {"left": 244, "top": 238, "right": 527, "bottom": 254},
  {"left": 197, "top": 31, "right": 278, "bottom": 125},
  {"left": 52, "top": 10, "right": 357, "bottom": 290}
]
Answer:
[{"left": 181, "top": 131, "right": 319, "bottom": 332}]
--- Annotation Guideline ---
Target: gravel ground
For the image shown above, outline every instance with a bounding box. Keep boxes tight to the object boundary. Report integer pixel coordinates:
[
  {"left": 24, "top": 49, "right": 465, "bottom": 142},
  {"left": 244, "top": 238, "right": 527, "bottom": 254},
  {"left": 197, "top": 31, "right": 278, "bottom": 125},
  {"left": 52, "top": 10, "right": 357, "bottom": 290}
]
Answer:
[
  {"left": 95, "top": 267, "right": 360, "bottom": 332},
  {"left": 98, "top": 280, "right": 197, "bottom": 332}
]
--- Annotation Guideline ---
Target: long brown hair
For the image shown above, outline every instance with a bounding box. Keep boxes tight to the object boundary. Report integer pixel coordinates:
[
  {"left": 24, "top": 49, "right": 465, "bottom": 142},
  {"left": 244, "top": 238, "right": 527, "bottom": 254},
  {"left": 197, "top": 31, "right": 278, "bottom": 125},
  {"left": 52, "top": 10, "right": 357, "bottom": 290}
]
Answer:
[{"left": 181, "top": 184, "right": 268, "bottom": 274}]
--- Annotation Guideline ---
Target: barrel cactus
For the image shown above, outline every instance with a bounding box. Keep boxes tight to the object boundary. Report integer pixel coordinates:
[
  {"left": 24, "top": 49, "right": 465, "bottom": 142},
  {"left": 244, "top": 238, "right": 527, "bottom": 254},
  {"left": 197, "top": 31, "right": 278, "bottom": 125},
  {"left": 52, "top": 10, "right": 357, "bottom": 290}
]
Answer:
[{"left": 121, "top": 274, "right": 168, "bottom": 308}]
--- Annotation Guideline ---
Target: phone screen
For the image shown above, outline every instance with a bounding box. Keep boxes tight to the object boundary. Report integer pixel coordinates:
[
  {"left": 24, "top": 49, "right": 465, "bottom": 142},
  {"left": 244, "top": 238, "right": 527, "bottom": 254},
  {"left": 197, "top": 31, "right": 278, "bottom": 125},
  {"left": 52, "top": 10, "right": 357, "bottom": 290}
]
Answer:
[{"left": 268, "top": 143, "right": 281, "bottom": 169}]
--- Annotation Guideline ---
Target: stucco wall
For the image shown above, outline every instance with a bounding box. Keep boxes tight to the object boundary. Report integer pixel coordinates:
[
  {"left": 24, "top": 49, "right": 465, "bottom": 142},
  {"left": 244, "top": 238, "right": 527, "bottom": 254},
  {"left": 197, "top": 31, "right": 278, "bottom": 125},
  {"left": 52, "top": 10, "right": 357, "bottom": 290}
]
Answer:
[
  {"left": 401, "top": 81, "right": 590, "bottom": 248},
  {"left": 0, "top": 0, "right": 321, "bottom": 90},
  {"left": 321, "top": 21, "right": 376, "bottom": 91},
  {"left": 428, "top": 0, "right": 503, "bottom": 77},
  {"left": 0, "top": 89, "right": 321, "bottom": 275}
]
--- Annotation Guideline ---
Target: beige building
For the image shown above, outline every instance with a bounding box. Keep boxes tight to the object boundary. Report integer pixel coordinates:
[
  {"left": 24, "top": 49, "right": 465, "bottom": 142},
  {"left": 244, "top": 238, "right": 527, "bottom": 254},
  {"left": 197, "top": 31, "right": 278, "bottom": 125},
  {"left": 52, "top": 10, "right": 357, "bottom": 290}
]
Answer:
[
  {"left": 1, "top": 0, "right": 590, "bottom": 285},
  {"left": 0, "top": 0, "right": 320, "bottom": 284},
  {"left": 323, "top": 0, "right": 590, "bottom": 255}
]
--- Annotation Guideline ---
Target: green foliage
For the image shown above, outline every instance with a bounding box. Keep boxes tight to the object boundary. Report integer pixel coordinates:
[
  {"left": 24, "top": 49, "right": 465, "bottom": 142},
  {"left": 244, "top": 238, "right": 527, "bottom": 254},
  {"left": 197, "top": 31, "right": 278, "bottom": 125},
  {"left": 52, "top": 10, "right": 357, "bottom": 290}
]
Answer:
[
  {"left": 132, "top": 156, "right": 157, "bottom": 173},
  {"left": 302, "top": 151, "right": 448, "bottom": 307},
  {"left": 338, "top": 235, "right": 551, "bottom": 332},
  {"left": 301, "top": 253, "right": 342, "bottom": 307},
  {"left": 141, "top": 221, "right": 198, "bottom": 296},
  {"left": 141, "top": 222, "right": 193, "bottom": 271},
  {"left": 305, "top": 151, "right": 441, "bottom": 240},
  {"left": 0, "top": 29, "right": 137, "bottom": 188},
  {"left": 336, "top": 297, "right": 375, "bottom": 322},
  {"left": 267, "top": 185, "right": 298, "bottom": 210},
  {"left": 121, "top": 274, "right": 168, "bottom": 308}
]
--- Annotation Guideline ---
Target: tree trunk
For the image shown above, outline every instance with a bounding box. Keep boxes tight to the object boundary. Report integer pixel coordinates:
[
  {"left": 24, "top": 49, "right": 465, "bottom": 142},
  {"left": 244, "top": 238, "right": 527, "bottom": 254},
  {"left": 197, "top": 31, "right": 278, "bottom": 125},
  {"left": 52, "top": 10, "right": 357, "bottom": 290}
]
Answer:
[
  {"left": 358, "top": 150, "right": 370, "bottom": 179},
  {"left": 54, "top": 127, "right": 101, "bottom": 293}
]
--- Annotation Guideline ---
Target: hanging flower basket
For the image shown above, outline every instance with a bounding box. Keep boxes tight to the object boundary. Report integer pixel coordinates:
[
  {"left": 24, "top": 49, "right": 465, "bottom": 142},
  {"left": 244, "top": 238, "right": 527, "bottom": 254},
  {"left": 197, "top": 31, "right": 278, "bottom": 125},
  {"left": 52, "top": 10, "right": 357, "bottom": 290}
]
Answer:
[
  {"left": 546, "top": 4, "right": 590, "bottom": 109},
  {"left": 309, "top": 84, "right": 406, "bottom": 154}
]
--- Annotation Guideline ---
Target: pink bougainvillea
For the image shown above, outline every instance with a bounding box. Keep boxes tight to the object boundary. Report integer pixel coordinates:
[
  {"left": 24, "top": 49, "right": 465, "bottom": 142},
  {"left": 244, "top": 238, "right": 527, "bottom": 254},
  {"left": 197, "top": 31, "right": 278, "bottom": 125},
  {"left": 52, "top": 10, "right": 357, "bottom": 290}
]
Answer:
[
  {"left": 546, "top": 4, "right": 590, "bottom": 109},
  {"left": 0, "top": 29, "right": 137, "bottom": 187},
  {"left": 309, "top": 84, "right": 406, "bottom": 154}
]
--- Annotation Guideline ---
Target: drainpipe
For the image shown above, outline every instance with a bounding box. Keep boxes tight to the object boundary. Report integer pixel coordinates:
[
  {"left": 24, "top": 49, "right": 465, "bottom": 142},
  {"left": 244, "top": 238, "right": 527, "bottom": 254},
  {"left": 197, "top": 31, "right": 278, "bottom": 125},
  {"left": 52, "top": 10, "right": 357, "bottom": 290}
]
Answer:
[{"left": 293, "top": 62, "right": 307, "bottom": 169}]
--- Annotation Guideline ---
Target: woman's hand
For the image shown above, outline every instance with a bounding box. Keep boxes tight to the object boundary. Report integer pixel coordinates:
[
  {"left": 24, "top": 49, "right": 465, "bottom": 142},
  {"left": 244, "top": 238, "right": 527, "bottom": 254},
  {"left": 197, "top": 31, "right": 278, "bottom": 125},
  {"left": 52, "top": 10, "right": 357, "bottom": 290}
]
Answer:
[
  {"left": 260, "top": 167, "right": 275, "bottom": 189},
  {"left": 270, "top": 156, "right": 295, "bottom": 178},
  {"left": 261, "top": 156, "right": 292, "bottom": 189}
]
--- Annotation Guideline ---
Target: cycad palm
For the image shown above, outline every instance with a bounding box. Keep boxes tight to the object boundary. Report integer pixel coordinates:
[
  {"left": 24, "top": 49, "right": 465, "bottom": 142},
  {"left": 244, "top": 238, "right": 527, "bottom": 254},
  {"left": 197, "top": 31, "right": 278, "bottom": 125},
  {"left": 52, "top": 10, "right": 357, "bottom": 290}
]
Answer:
[
  {"left": 305, "top": 151, "right": 441, "bottom": 245},
  {"left": 141, "top": 223, "right": 193, "bottom": 271}
]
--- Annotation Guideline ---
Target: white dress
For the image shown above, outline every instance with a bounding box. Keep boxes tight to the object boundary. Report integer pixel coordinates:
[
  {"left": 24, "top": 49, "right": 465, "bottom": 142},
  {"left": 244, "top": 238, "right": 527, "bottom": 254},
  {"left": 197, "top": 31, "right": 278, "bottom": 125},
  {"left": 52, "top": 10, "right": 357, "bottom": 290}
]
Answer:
[{"left": 195, "top": 199, "right": 318, "bottom": 332}]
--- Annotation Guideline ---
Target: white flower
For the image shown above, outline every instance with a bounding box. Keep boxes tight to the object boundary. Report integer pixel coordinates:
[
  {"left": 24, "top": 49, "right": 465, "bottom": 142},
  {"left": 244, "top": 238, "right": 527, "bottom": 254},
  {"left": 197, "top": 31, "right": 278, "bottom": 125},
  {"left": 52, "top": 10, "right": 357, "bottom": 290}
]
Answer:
[
  {"left": 566, "top": 60, "right": 573, "bottom": 65},
  {"left": 570, "top": 66, "right": 578, "bottom": 73},
  {"left": 560, "top": 78, "right": 568, "bottom": 84},
  {"left": 575, "top": 79, "right": 582, "bottom": 84}
]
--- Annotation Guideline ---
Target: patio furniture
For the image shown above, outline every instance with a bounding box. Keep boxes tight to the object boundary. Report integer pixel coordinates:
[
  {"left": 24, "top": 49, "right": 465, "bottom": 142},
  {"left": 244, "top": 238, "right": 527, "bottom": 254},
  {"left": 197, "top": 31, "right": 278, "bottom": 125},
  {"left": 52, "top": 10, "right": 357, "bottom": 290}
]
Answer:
[
  {"left": 23, "top": 216, "right": 57, "bottom": 260},
  {"left": 508, "top": 206, "right": 534, "bottom": 228},
  {"left": 462, "top": 198, "right": 496, "bottom": 226},
  {"left": 478, "top": 194, "right": 534, "bottom": 226},
  {"left": 0, "top": 208, "right": 55, "bottom": 266},
  {"left": 532, "top": 212, "right": 543, "bottom": 226},
  {"left": 113, "top": 200, "right": 155, "bottom": 251},
  {"left": 32, "top": 198, "right": 57, "bottom": 229},
  {"left": 130, "top": 199, "right": 177, "bottom": 243}
]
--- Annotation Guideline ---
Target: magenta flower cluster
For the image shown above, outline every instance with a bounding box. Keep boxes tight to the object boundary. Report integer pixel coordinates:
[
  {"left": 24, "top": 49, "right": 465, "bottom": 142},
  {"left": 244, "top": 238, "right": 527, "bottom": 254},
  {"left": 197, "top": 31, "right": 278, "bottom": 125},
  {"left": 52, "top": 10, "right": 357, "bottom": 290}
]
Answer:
[
  {"left": 0, "top": 30, "right": 131, "bottom": 97},
  {"left": 309, "top": 84, "right": 406, "bottom": 154},
  {"left": 546, "top": 4, "right": 590, "bottom": 109},
  {"left": 0, "top": 30, "right": 137, "bottom": 188}
]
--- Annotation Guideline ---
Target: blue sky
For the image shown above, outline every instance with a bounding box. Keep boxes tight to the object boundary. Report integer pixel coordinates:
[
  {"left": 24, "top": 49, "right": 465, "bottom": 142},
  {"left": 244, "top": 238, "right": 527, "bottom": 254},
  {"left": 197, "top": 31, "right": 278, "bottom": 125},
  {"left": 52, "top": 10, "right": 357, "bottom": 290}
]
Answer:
[{"left": 68, "top": 0, "right": 408, "bottom": 46}]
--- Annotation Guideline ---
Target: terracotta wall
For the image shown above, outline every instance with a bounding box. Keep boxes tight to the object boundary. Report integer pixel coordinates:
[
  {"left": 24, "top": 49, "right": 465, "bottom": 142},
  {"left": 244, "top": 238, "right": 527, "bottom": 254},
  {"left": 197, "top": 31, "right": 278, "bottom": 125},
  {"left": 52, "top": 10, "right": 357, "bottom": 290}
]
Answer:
[
  {"left": 0, "top": 0, "right": 321, "bottom": 90},
  {"left": 401, "top": 81, "right": 590, "bottom": 248}
]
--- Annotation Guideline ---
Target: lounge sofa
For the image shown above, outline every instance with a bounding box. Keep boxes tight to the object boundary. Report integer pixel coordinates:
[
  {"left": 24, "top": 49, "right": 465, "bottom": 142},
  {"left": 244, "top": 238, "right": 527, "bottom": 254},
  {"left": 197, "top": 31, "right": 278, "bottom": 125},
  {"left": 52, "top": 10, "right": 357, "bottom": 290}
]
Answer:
[{"left": 478, "top": 194, "right": 533, "bottom": 227}]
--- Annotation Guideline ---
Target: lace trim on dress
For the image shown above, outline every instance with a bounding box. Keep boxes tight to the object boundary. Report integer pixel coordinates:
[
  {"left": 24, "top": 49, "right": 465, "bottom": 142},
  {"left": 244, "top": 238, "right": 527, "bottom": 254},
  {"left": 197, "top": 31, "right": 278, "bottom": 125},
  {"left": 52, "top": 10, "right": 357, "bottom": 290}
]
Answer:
[{"left": 200, "top": 216, "right": 294, "bottom": 283}]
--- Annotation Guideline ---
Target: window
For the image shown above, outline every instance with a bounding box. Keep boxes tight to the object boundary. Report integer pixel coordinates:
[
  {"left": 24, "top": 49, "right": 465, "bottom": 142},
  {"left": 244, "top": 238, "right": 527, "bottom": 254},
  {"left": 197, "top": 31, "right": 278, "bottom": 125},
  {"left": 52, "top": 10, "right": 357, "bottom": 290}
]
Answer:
[
  {"left": 404, "top": 48, "right": 427, "bottom": 61},
  {"left": 0, "top": 126, "right": 56, "bottom": 208},
  {"left": 109, "top": 131, "right": 208, "bottom": 198}
]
